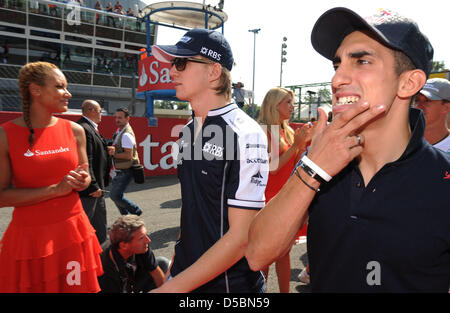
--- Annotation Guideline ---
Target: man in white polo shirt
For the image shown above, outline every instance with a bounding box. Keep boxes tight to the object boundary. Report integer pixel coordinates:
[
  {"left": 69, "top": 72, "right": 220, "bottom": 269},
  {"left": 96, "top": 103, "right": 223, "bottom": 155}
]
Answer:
[{"left": 415, "top": 78, "right": 450, "bottom": 154}]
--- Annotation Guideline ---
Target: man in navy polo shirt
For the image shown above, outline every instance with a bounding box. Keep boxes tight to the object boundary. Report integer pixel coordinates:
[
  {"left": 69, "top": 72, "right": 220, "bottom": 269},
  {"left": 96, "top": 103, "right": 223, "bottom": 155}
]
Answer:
[
  {"left": 247, "top": 8, "right": 450, "bottom": 292},
  {"left": 149, "top": 29, "right": 268, "bottom": 293}
]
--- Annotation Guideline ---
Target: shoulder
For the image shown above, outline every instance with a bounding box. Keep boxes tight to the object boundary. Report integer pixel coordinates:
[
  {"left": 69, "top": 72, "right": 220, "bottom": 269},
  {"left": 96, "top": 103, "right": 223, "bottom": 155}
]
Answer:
[
  {"left": 69, "top": 119, "right": 84, "bottom": 133},
  {"left": 76, "top": 116, "right": 89, "bottom": 126},
  {"left": 66, "top": 119, "right": 86, "bottom": 140},
  {"left": 0, "top": 125, "right": 8, "bottom": 152},
  {"left": 222, "top": 108, "right": 266, "bottom": 140}
]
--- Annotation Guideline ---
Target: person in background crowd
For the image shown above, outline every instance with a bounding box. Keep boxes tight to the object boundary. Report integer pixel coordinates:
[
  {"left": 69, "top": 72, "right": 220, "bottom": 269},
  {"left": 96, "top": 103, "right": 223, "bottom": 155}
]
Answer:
[
  {"left": 415, "top": 78, "right": 450, "bottom": 154},
  {"left": 0, "top": 61, "right": 103, "bottom": 292},
  {"left": 77, "top": 100, "right": 113, "bottom": 244},
  {"left": 98, "top": 215, "right": 169, "bottom": 293},
  {"left": 246, "top": 7, "right": 450, "bottom": 292},
  {"left": 110, "top": 107, "right": 143, "bottom": 216},
  {"left": 94, "top": 1, "right": 102, "bottom": 24},
  {"left": 258, "top": 87, "right": 314, "bottom": 292},
  {"left": 233, "top": 82, "right": 245, "bottom": 109},
  {"left": 106, "top": 2, "right": 115, "bottom": 27}
]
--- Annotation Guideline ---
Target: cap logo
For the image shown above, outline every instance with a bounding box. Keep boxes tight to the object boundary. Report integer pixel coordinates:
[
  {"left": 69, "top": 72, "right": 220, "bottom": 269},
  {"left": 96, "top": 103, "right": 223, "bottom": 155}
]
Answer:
[
  {"left": 365, "top": 8, "right": 393, "bottom": 25},
  {"left": 423, "top": 84, "right": 440, "bottom": 93},
  {"left": 200, "top": 46, "right": 221, "bottom": 61},
  {"left": 179, "top": 36, "right": 193, "bottom": 44}
]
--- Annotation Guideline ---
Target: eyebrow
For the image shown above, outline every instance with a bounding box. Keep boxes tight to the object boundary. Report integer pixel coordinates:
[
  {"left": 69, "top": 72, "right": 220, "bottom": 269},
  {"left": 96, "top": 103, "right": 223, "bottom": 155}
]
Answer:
[{"left": 332, "top": 50, "right": 374, "bottom": 65}]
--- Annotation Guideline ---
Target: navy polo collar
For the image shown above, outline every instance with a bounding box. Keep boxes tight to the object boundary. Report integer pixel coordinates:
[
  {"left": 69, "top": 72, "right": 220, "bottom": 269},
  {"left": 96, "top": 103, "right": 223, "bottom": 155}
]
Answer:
[
  {"left": 348, "top": 108, "right": 427, "bottom": 169},
  {"left": 191, "top": 102, "right": 238, "bottom": 119},
  {"left": 398, "top": 108, "right": 427, "bottom": 162}
]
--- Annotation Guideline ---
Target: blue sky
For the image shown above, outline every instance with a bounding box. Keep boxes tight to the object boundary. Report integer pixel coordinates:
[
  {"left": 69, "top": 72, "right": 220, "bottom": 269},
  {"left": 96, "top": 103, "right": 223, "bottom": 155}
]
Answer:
[{"left": 147, "top": 0, "right": 450, "bottom": 104}]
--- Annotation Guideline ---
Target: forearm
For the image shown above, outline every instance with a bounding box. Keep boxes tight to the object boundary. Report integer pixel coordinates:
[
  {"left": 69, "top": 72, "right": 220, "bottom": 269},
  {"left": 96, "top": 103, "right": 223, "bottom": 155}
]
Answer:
[
  {"left": 0, "top": 184, "right": 64, "bottom": 208},
  {"left": 246, "top": 171, "right": 318, "bottom": 270},
  {"left": 269, "top": 145, "right": 299, "bottom": 174},
  {"left": 150, "top": 267, "right": 166, "bottom": 288},
  {"left": 113, "top": 151, "right": 132, "bottom": 160},
  {"left": 154, "top": 229, "right": 248, "bottom": 293}
]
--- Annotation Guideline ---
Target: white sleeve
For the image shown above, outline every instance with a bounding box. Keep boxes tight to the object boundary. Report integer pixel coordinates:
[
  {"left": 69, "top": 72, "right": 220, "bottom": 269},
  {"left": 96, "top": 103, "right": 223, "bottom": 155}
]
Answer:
[
  {"left": 227, "top": 129, "right": 269, "bottom": 209},
  {"left": 121, "top": 132, "right": 136, "bottom": 149}
]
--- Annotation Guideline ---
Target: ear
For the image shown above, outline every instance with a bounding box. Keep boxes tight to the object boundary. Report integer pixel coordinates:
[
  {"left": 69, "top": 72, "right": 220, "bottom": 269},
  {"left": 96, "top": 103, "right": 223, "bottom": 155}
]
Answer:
[
  {"left": 397, "top": 69, "right": 426, "bottom": 99},
  {"left": 118, "top": 241, "right": 129, "bottom": 251},
  {"left": 29, "top": 83, "right": 41, "bottom": 97},
  {"left": 209, "top": 63, "right": 222, "bottom": 82},
  {"left": 443, "top": 101, "right": 450, "bottom": 113}
]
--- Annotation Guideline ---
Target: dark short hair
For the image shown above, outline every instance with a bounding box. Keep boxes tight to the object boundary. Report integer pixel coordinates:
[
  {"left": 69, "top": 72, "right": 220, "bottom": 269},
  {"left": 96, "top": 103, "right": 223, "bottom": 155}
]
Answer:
[
  {"left": 116, "top": 107, "right": 130, "bottom": 117},
  {"left": 109, "top": 215, "right": 145, "bottom": 248},
  {"left": 393, "top": 50, "right": 416, "bottom": 76}
]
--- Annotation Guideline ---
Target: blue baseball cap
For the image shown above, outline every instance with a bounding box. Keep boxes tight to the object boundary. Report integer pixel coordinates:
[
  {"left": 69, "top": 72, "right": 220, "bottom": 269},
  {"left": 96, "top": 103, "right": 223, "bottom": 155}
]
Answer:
[
  {"left": 311, "top": 7, "right": 434, "bottom": 77},
  {"left": 152, "top": 28, "right": 234, "bottom": 71}
]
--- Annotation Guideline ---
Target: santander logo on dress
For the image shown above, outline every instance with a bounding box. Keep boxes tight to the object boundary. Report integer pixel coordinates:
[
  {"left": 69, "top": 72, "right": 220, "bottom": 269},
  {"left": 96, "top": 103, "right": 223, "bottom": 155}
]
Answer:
[{"left": 24, "top": 146, "right": 70, "bottom": 157}]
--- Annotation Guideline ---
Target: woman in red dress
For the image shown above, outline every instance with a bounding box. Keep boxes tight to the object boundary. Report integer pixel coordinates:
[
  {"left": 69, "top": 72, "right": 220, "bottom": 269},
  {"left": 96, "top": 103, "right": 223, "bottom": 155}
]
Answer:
[
  {"left": 0, "top": 62, "right": 103, "bottom": 292},
  {"left": 258, "top": 87, "right": 313, "bottom": 292}
]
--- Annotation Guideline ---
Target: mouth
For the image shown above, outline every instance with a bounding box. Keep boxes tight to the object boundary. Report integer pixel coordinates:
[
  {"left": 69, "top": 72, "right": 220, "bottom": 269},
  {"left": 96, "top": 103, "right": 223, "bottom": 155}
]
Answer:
[{"left": 333, "top": 95, "right": 360, "bottom": 113}]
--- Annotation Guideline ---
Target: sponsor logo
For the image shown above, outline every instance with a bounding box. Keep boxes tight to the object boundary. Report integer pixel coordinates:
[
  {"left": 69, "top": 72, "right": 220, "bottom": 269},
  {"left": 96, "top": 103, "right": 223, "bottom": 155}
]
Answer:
[
  {"left": 250, "top": 171, "right": 266, "bottom": 187},
  {"left": 202, "top": 142, "right": 223, "bottom": 158},
  {"left": 246, "top": 143, "right": 267, "bottom": 149},
  {"left": 200, "top": 47, "right": 221, "bottom": 61},
  {"left": 179, "top": 36, "right": 192, "bottom": 44},
  {"left": 246, "top": 158, "right": 268, "bottom": 164},
  {"left": 24, "top": 146, "right": 70, "bottom": 157}
]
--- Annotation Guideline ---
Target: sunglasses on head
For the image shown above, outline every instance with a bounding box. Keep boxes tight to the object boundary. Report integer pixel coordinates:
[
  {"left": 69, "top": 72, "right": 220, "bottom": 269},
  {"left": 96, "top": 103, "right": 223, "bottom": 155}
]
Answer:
[{"left": 171, "top": 57, "right": 215, "bottom": 71}]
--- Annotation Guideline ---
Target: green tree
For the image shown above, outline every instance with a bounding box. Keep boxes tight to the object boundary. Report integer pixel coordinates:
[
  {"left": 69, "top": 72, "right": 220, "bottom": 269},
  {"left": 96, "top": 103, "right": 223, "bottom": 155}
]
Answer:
[{"left": 431, "top": 61, "right": 447, "bottom": 73}]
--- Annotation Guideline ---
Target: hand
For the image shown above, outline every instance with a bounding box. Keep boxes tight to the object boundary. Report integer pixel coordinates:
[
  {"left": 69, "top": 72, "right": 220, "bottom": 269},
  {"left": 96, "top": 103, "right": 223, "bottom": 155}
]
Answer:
[
  {"left": 306, "top": 102, "right": 386, "bottom": 177},
  {"left": 66, "top": 163, "right": 91, "bottom": 191},
  {"left": 89, "top": 188, "right": 102, "bottom": 198},
  {"left": 293, "top": 122, "right": 314, "bottom": 150},
  {"left": 107, "top": 146, "right": 115, "bottom": 156}
]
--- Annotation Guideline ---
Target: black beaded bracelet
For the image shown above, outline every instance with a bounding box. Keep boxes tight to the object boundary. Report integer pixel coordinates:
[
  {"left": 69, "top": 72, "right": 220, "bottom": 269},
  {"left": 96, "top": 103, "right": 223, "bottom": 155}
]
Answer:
[
  {"left": 299, "top": 159, "right": 327, "bottom": 185},
  {"left": 294, "top": 167, "right": 320, "bottom": 192}
]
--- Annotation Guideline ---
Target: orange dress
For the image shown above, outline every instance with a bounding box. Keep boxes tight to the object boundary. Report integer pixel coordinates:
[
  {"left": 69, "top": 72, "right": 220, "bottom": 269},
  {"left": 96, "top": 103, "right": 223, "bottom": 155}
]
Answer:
[
  {"left": 0, "top": 118, "right": 103, "bottom": 293},
  {"left": 265, "top": 129, "right": 307, "bottom": 238}
]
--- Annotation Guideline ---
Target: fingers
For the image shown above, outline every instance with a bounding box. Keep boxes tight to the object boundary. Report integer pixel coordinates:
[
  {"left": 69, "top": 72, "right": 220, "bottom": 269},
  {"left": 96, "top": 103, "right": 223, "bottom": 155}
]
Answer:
[
  {"left": 67, "top": 164, "right": 90, "bottom": 190},
  {"left": 315, "top": 107, "right": 328, "bottom": 132},
  {"left": 344, "top": 134, "right": 364, "bottom": 149},
  {"left": 329, "top": 102, "right": 386, "bottom": 136},
  {"left": 341, "top": 103, "right": 386, "bottom": 136}
]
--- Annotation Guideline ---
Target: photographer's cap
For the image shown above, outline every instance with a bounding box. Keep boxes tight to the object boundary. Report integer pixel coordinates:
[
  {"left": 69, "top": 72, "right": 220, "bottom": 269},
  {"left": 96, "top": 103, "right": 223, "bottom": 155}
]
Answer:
[
  {"left": 420, "top": 78, "right": 450, "bottom": 101},
  {"left": 152, "top": 28, "right": 234, "bottom": 71},
  {"left": 311, "top": 7, "right": 434, "bottom": 76}
]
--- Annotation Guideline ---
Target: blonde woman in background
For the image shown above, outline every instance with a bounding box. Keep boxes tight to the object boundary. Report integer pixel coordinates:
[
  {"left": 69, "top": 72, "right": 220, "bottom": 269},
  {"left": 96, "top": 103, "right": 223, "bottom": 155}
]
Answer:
[{"left": 258, "top": 87, "right": 314, "bottom": 292}]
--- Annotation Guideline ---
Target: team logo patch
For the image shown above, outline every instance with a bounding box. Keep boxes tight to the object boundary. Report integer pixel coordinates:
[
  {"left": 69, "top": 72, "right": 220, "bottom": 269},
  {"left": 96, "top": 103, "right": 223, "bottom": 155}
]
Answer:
[
  {"left": 200, "top": 47, "right": 221, "bottom": 61},
  {"left": 202, "top": 142, "right": 223, "bottom": 158},
  {"left": 251, "top": 171, "right": 266, "bottom": 187},
  {"left": 179, "top": 36, "right": 193, "bottom": 44}
]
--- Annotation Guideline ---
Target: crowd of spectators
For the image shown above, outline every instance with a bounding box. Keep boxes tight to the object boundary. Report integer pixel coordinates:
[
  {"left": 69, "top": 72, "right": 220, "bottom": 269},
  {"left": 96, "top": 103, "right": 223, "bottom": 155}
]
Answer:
[{"left": 12, "top": 0, "right": 143, "bottom": 31}]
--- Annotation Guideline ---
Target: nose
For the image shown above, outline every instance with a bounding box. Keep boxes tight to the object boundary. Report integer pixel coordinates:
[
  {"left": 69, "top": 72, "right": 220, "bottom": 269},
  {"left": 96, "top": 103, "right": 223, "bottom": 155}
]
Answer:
[
  {"left": 331, "top": 63, "right": 351, "bottom": 93},
  {"left": 65, "top": 89, "right": 72, "bottom": 98},
  {"left": 169, "top": 64, "right": 178, "bottom": 78}
]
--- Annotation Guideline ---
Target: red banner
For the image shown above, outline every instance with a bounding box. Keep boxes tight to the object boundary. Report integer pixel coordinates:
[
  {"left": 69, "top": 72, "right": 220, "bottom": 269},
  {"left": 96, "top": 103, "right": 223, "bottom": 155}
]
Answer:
[
  {"left": 0, "top": 112, "right": 188, "bottom": 177},
  {"left": 138, "top": 56, "right": 176, "bottom": 93}
]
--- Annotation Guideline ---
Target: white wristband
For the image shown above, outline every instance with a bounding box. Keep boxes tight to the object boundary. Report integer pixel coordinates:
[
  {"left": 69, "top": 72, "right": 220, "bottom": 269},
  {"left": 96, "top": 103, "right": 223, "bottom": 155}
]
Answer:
[{"left": 301, "top": 155, "right": 332, "bottom": 182}]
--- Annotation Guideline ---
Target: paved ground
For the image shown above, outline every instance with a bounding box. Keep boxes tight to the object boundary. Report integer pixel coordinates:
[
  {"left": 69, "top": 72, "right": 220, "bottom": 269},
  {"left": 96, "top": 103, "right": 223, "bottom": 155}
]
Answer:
[{"left": 0, "top": 175, "right": 310, "bottom": 293}]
